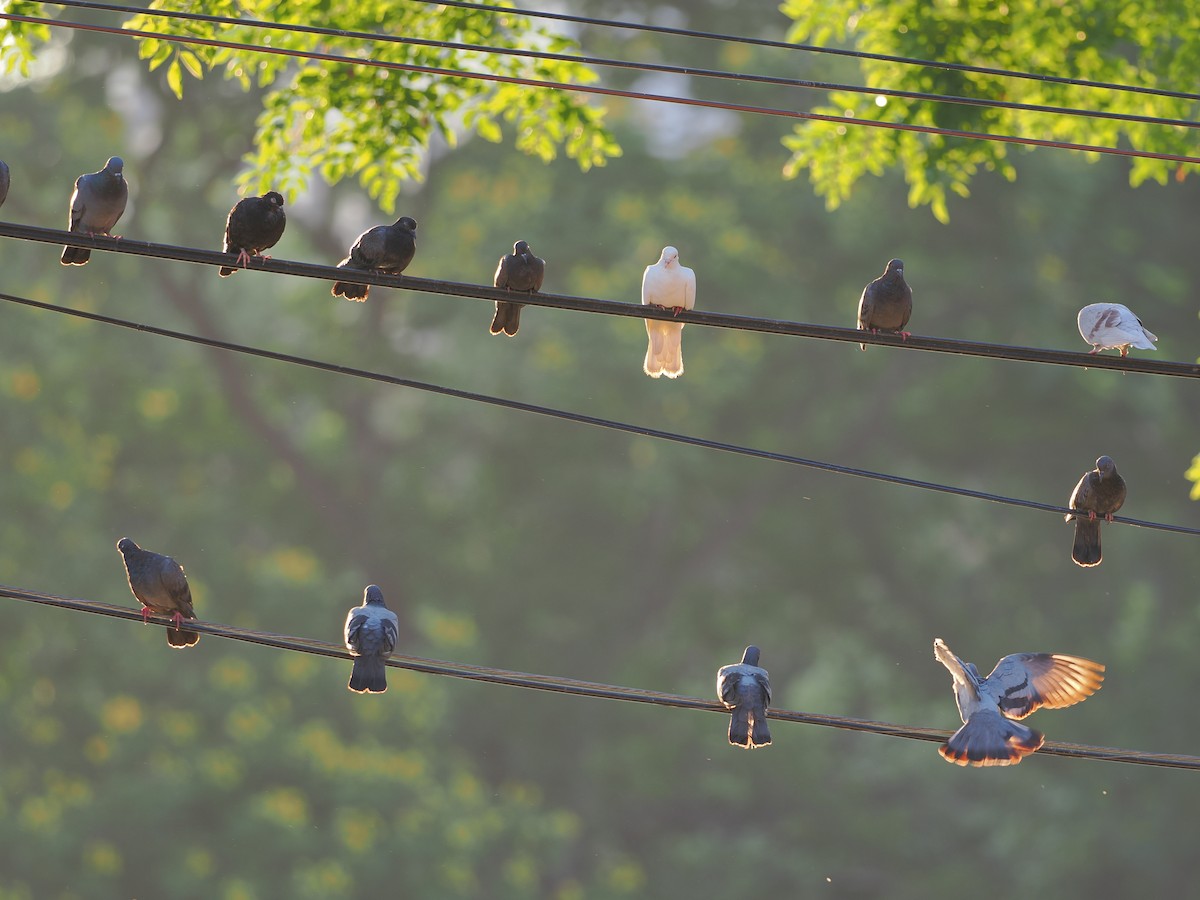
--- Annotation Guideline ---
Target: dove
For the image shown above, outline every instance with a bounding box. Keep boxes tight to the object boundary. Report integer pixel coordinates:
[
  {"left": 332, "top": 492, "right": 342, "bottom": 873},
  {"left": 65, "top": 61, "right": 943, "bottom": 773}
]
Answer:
[
  {"left": 1077, "top": 302, "right": 1157, "bottom": 356},
  {"left": 856, "top": 258, "right": 912, "bottom": 351},
  {"left": 331, "top": 216, "right": 418, "bottom": 301},
  {"left": 219, "top": 191, "right": 286, "bottom": 276},
  {"left": 116, "top": 537, "right": 200, "bottom": 648},
  {"left": 0, "top": 160, "right": 9, "bottom": 208},
  {"left": 343, "top": 585, "right": 399, "bottom": 693},
  {"left": 933, "top": 638, "right": 1104, "bottom": 767},
  {"left": 61, "top": 156, "right": 128, "bottom": 266},
  {"left": 490, "top": 239, "right": 545, "bottom": 336},
  {"left": 717, "top": 645, "right": 772, "bottom": 749},
  {"left": 1066, "top": 455, "right": 1127, "bottom": 567},
  {"left": 641, "top": 245, "right": 696, "bottom": 378}
]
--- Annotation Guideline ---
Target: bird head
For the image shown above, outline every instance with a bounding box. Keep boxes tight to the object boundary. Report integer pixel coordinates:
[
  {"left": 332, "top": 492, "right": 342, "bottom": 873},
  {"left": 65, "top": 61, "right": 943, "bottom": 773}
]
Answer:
[
  {"left": 264, "top": 191, "right": 284, "bottom": 207},
  {"left": 395, "top": 216, "right": 418, "bottom": 232},
  {"left": 363, "top": 585, "right": 387, "bottom": 606},
  {"left": 514, "top": 240, "right": 530, "bottom": 255},
  {"left": 116, "top": 537, "right": 139, "bottom": 554},
  {"left": 740, "top": 645, "right": 761, "bottom": 666},
  {"left": 660, "top": 246, "right": 680, "bottom": 266},
  {"left": 1095, "top": 455, "right": 1117, "bottom": 477},
  {"left": 885, "top": 258, "right": 904, "bottom": 276},
  {"left": 104, "top": 157, "right": 125, "bottom": 176}
]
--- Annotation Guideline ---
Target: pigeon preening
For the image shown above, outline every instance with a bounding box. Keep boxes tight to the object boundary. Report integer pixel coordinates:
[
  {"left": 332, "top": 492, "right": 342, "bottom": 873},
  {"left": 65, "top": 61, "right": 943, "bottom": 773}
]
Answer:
[
  {"left": 61, "top": 156, "right": 128, "bottom": 266},
  {"left": 717, "top": 645, "right": 772, "bottom": 749},
  {"left": 1077, "top": 302, "right": 1157, "bottom": 356},
  {"left": 856, "top": 258, "right": 912, "bottom": 351},
  {"left": 331, "top": 216, "right": 418, "bottom": 302},
  {"left": 343, "top": 585, "right": 399, "bottom": 693},
  {"left": 490, "top": 239, "right": 546, "bottom": 336},
  {"left": 1066, "top": 455, "right": 1127, "bottom": 567},
  {"left": 116, "top": 537, "right": 200, "bottom": 648},
  {"left": 219, "top": 191, "right": 286, "bottom": 276},
  {"left": 641, "top": 245, "right": 696, "bottom": 378},
  {"left": 933, "top": 638, "right": 1104, "bottom": 767},
  {"left": 0, "top": 160, "right": 9, "bottom": 208}
]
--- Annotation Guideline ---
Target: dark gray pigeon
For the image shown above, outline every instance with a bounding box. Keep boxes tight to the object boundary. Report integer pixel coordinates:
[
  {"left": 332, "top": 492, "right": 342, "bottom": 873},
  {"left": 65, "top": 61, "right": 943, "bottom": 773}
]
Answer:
[
  {"left": 0, "top": 160, "right": 9, "bottom": 208},
  {"left": 856, "top": 258, "right": 912, "bottom": 350},
  {"left": 331, "top": 216, "right": 418, "bottom": 302},
  {"left": 490, "top": 239, "right": 545, "bottom": 336},
  {"left": 1066, "top": 455, "right": 1127, "bottom": 567},
  {"left": 717, "top": 645, "right": 772, "bottom": 748},
  {"left": 343, "top": 585, "right": 399, "bottom": 693},
  {"left": 61, "top": 156, "right": 128, "bottom": 266},
  {"left": 219, "top": 191, "right": 286, "bottom": 276},
  {"left": 116, "top": 537, "right": 200, "bottom": 648},
  {"left": 934, "top": 638, "right": 1104, "bottom": 766}
]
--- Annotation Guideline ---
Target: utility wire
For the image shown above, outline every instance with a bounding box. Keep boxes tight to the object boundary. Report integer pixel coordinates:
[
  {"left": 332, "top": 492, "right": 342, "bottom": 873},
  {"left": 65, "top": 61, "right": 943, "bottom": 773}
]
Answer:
[
  {"left": 36, "top": 0, "right": 1200, "bottom": 132},
  {"left": 3, "top": 288, "right": 1198, "bottom": 539},
  {"left": 3, "top": 222, "right": 1199, "bottom": 380},
  {"left": 6, "top": 11, "right": 1200, "bottom": 167},
  {"left": 1, "top": 584, "right": 1196, "bottom": 771}
]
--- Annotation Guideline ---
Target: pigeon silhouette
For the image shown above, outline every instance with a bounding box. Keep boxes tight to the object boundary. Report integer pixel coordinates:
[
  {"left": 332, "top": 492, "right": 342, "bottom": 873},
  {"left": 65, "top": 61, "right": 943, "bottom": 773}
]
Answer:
[
  {"left": 331, "top": 216, "right": 417, "bottom": 301},
  {"left": 344, "top": 585, "right": 399, "bottom": 693},
  {"left": 717, "top": 645, "right": 772, "bottom": 748},
  {"left": 856, "top": 258, "right": 912, "bottom": 350},
  {"left": 641, "top": 246, "right": 696, "bottom": 378},
  {"left": 1077, "top": 302, "right": 1157, "bottom": 356},
  {"left": 1066, "top": 455, "right": 1127, "bottom": 567},
  {"left": 116, "top": 537, "right": 200, "bottom": 648},
  {"left": 61, "top": 156, "right": 128, "bottom": 266},
  {"left": 219, "top": 191, "right": 286, "bottom": 276},
  {"left": 490, "top": 239, "right": 545, "bottom": 336}
]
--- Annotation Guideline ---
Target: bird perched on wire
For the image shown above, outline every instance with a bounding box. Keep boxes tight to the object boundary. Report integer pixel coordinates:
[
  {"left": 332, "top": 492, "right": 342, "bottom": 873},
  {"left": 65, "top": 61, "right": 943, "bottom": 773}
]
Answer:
[
  {"left": 856, "top": 258, "right": 912, "bottom": 351},
  {"left": 343, "top": 585, "right": 399, "bottom": 693},
  {"left": 331, "top": 216, "right": 418, "bottom": 302},
  {"left": 933, "top": 638, "right": 1104, "bottom": 766},
  {"left": 1077, "top": 302, "right": 1157, "bottom": 357},
  {"left": 116, "top": 537, "right": 200, "bottom": 648},
  {"left": 490, "top": 239, "right": 545, "bottom": 336},
  {"left": 61, "top": 156, "right": 128, "bottom": 266},
  {"left": 0, "top": 160, "right": 9, "bottom": 208},
  {"left": 641, "top": 245, "right": 696, "bottom": 378},
  {"left": 717, "top": 645, "right": 772, "bottom": 748},
  {"left": 1066, "top": 455, "right": 1127, "bottom": 567},
  {"left": 219, "top": 191, "right": 286, "bottom": 276}
]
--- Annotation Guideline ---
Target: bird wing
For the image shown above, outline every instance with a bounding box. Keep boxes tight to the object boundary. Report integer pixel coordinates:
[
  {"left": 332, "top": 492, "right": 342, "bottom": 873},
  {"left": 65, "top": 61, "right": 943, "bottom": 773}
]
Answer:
[
  {"left": 716, "top": 665, "right": 739, "bottom": 706},
  {"left": 493, "top": 254, "right": 510, "bottom": 289},
  {"left": 981, "top": 652, "right": 1105, "bottom": 719},
  {"left": 856, "top": 285, "right": 874, "bottom": 328},
  {"left": 68, "top": 176, "right": 87, "bottom": 232},
  {"left": 379, "top": 612, "right": 399, "bottom": 655},
  {"left": 749, "top": 667, "right": 771, "bottom": 706},
  {"left": 1067, "top": 471, "right": 1096, "bottom": 517},
  {"left": 344, "top": 610, "right": 369, "bottom": 651},
  {"left": 682, "top": 266, "right": 696, "bottom": 311},
  {"left": 158, "top": 558, "right": 194, "bottom": 614},
  {"left": 640, "top": 264, "right": 657, "bottom": 306}
]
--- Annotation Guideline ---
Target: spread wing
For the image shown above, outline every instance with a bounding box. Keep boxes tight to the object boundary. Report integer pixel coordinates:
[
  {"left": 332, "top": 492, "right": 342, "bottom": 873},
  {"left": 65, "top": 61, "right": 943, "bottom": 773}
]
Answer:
[{"left": 981, "top": 652, "right": 1105, "bottom": 720}]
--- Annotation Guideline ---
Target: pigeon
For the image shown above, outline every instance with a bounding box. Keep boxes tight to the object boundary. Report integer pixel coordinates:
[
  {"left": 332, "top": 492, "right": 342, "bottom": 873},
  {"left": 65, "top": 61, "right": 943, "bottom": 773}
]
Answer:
[
  {"left": 116, "top": 537, "right": 200, "bottom": 648},
  {"left": 641, "top": 245, "right": 696, "bottom": 378},
  {"left": 331, "top": 216, "right": 418, "bottom": 301},
  {"left": 343, "top": 585, "right": 399, "bottom": 693},
  {"left": 490, "top": 239, "right": 545, "bottom": 336},
  {"left": 219, "top": 191, "right": 286, "bottom": 276},
  {"left": 1077, "top": 302, "right": 1157, "bottom": 356},
  {"left": 0, "top": 160, "right": 9, "bottom": 208},
  {"left": 856, "top": 258, "right": 912, "bottom": 350},
  {"left": 933, "top": 638, "right": 1104, "bottom": 767},
  {"left": 61, "top": 156, "right": 128, "bottom": 266},
  {"left": 1066, "top": 455, "right": 1127, "bottom": 567},
  {"left": 717, "top": 645, "right": 772, "bottom": 749}
]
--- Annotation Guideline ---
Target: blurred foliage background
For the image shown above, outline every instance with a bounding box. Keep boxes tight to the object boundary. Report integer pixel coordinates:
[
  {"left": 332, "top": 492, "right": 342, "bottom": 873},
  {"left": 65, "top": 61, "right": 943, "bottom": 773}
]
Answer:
[{"left": 1, "top": 2, "right": 1199, "bottom": 897}]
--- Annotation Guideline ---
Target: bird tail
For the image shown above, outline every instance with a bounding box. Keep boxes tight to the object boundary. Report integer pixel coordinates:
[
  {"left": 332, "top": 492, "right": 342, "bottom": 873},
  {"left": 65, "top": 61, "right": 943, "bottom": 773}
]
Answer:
[
  {"left": 218, "top": 265, "right": 237, "bottom": 277},
  {"left": 644, "top": 322, "right": 683, "bottom": 378},
  {"left": 166, "top": 623, "right": 200, "bottom": 648},
  {"left": 749, "top": 705, "right": 772, "bottom": 748},
  {"left": 348, "top": 656, "right": 388, "bottom": 693},
  {"left": 61, "top": 245, "right": 91, "bottom": 265},
  {"left": 728, "top": 706, "right": 752, "bottom": 748},
  {"left": 1071, "top": 518, "right": 1103, "bottom": 567},
  {"left": 331, "top": 281, "right": 369, "bottom": 301},
  {"left": 939, "top": 711, "right": 1043, "bottom": 766},
  {"left": 490, "top": 301, "right": 522, "bottom": 336}
]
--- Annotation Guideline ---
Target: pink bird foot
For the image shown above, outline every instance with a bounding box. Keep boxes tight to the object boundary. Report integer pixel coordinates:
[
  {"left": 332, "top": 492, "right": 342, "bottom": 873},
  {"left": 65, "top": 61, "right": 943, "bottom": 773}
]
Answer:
[
  {"left": 171, "top": 611, "right": 186, "bottom": 629},
  {"left": 140, "top": 606, "right": 153, "bottom": 623},
  {"left": 235, "top": 248, "right": 254, "bottom": 268},
  {"left": 899, "top": 331, "right": 911, "bottom": 340},
  {"left": 1104, "top": 512, "right": 1116, "bottom": 523},
  {"left": 1087, "top": 347, "right": 1101, "bottom": 355},
  {"left": 1087, "top": 510, "right": 1097, "bottom": 521}
]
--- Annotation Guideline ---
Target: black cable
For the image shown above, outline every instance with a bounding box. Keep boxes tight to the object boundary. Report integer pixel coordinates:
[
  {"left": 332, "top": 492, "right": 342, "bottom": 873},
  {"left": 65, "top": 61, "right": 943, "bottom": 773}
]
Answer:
[
  {"left": 2, "top": 222, "right": 1198, "bottom": 380},
  {"left": 2, "top": 584, "right": 1196, "bottom": 770},
  {"left": 2, "top": 288, "right": 1198, "bottom": 539}
]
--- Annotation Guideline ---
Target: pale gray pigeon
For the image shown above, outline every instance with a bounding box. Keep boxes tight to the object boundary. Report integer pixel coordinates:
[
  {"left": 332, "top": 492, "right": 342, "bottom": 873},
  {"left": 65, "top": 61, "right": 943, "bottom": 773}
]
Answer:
[
  {"left": 1066, "top": 455, "right": 1127, "bottom": 567},
  {"left": 61, "top": 156, "right": 128, "bottom": 266},
  {"left": 343, "top": 585, "right": 399, "bottom": 693},
  {"left": 856, "top": 258, "right": 912, "bottom": 350},
  {"left": 490, "top": 239, "right": 546, "bottom": 336},
  {"left": 717, "top": 645, "right": 772, "bottom": 748},
  {"left": 933, "top": 638, "right": 1104, "bottom": 766},
  {"left": 116, "top": 537, "right": 200, "bottom": 648},
  {"left": 641, "top": 245, "right": 696, "bottom": 378},
  {"left": 331, "top": 216, "right": 417, "bottom": 302},
  {"left": 1077, "top": 302, "right": 1157, "bottom": 356},
  {"left": 0, "top": 160, "right": 9, "bottom": 208},
  {"left": 219, "top": 191, "right": 286, "bottom": 276}
]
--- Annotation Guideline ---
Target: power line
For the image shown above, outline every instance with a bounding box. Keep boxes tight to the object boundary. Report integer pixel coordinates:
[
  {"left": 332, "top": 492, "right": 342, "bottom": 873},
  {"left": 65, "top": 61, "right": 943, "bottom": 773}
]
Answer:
[
  {"left": 2, "top": 223, "right": 1198, "bottom": 379},
  {"left": 3, "top": 288, "right": 1198, "bottom": 539},
  {"left": 6, "top": 11, "right": 1200, "bottom": 167},
  {"left": 37, "top": 0, "right": 1200, "bottom": 133},
  {"left": 1, "top": 584, "right": 1195, "bottom": 770}
]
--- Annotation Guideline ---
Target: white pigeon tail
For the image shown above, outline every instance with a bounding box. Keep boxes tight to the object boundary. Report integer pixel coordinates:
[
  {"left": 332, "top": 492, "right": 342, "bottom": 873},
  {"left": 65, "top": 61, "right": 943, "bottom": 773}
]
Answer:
[
  {"left": 1077, "top": 302, "right": 1157, "bottom": 356},
  {"left": 641, "top": 246, "right": 696, "bottom": 379}
]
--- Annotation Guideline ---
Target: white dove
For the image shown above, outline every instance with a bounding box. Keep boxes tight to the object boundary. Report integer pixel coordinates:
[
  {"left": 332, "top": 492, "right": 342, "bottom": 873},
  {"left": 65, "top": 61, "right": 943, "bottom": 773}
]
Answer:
[
  {"left": 1077, "top": 302, "right": 1157, "bottom": 356},
  {"left": 641, "top": 246, "right": 696, "bottom": 379},
  {"left": 933, "top": 638, "right": 1104, "bottom": 767},
  {"left": 717, "top": 645, "right": 772, "bottom": 749}
]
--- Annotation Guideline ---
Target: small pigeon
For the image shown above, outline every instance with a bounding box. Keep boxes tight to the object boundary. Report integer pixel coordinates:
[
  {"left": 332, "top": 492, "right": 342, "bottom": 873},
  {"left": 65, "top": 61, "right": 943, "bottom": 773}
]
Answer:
[
  {"left": 933, "top": 638, "right": 1104, "bottom": 767},
  {"left": 856, "top": 258, "right": 912, "bottom": 351},
  {"left": 1066, "top": 455, "right": 1127, "bottom": 567},
  {"left": 717, "top": 645, "right": 772, "bottom": 749},
  {"left": 331, "top": 216, "right": 418, "bottom": 302},
  {"left": 1077, "top": 302, "right": 1157, "bottom": 356},
  {"left": 641, "top": 245, "right": 696, "bottom": 378},
  {"left": 219, "top": 191, "right": 286, "bottom": 276},
  {"left": 0, "top": 160, "right": 9, "bottom": 208},
  {"left": 490, "top": 239, "right": 546, "bottom": 336},
  {"left": 343, "top": 585, "right": 399, "bottom": 693},
  {"left": 61, "top": 156, "right": 128, "bottom": 266},
  {"left": 116, "top": 537, "right": 200, "bottom": 648}
]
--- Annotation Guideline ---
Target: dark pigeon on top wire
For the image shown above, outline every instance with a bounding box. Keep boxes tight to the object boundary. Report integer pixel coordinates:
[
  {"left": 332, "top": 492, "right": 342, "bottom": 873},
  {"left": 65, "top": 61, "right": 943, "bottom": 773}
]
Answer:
[
  {"left": 0, "top": 160, "right": 9, "bottom": 208},
  {"left": 343, "top": 585, "right": 399, "bottom": 693},
  {"left": 1066, "top": 455, "right": 1127, "bottom": 567},
  {"left": 716, "top": 645, "right": 772, "bottom": 748},
  {"left": 490, "top": 239, "right": 546, "bottom": 336},
  {"left": 116, "top": 537, "right": 200, "bottom": 648},
  {"left": 219, "top": 191, "right": 286, "bottom": 276},
  {"left": 331, "top": 216, "right": 418, "bottom": 302},
  {"left": 61, "top": 156, "right": 128, "bottom": 266},
  {"left": 856, "top": 257, "right": 912, "bottom": 350}
]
